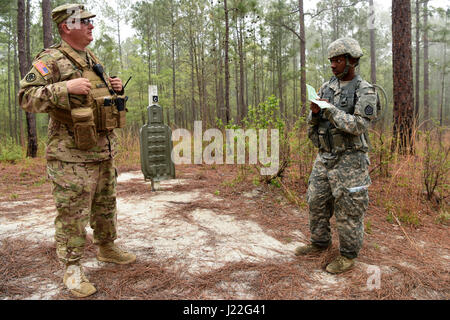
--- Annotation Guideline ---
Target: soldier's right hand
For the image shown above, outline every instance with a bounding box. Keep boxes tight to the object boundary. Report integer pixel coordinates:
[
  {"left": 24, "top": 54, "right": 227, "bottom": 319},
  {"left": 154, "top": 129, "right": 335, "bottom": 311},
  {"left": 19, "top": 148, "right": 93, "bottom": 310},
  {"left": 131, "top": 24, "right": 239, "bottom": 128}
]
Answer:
[
  {"left": 67, "top": 78, "right": 91, "bottom": 95},
  {"left": 311, "top": 98, "right": 328, "bottom": 114},
  {"left": 310, "top": 102, "right": 321, "bottom": 114}
]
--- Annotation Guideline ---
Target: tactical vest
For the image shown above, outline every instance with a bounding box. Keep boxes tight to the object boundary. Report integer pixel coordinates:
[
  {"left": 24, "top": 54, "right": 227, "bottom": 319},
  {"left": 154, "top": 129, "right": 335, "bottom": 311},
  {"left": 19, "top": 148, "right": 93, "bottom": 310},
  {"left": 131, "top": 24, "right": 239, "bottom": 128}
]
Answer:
[
  {"left": 49, "top": 43, "right": 126, "bottom": 150},
  {"left": 317, "top": 75, "right": 368, "bottom": 154}
]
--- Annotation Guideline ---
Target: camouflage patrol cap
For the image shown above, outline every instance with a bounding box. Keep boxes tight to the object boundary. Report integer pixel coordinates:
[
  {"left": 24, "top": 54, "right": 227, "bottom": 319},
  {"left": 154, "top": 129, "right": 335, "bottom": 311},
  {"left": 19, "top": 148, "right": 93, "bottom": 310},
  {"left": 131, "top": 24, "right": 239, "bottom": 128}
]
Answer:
[
  {"left": 51, "top": 3, "right": 96, "bottom": 24},
  {"left": 327, "top": 37, "right": 363, "bottom": 59}
]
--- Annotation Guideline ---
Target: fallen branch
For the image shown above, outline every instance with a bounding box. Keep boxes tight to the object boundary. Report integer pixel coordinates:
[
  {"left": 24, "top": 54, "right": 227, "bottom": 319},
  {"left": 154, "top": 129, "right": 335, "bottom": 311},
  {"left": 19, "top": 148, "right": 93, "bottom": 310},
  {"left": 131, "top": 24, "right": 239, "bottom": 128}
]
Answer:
[{"left": 392, "top": 212, "right": 424, "bottom": 256}]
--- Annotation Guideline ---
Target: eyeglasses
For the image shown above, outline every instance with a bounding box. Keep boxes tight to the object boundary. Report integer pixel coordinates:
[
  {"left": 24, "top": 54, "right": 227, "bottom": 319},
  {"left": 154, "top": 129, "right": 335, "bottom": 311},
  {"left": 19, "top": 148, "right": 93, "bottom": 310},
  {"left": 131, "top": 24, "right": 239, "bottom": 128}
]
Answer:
[
  {"left": 64, "top": 18, "right": 93, "bottom": 27},
  {"left": 80, "top": 19, "right": 93, "bottom": 25}
]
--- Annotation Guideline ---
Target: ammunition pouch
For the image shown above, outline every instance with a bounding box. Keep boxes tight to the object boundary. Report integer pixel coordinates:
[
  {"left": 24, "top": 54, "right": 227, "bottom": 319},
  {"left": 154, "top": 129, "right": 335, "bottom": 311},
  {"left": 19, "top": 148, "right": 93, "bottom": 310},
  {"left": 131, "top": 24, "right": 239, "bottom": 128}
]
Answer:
[
  {"left": 318, "top": 123, "right": 332, "bottom": 153},
  {"left": 71, "top": 107, "right": 97, "bottom": 150},
  {"left": 98, "top": 96, "right": 128, "bottom": 130}
]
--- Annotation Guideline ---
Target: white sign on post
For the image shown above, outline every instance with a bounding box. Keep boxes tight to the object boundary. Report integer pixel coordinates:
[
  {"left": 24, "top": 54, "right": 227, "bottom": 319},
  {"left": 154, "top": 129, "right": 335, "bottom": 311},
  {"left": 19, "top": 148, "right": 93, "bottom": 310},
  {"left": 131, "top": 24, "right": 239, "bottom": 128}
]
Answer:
[{"left": 149, "top": 85, "right": 158, "bottom": 105}]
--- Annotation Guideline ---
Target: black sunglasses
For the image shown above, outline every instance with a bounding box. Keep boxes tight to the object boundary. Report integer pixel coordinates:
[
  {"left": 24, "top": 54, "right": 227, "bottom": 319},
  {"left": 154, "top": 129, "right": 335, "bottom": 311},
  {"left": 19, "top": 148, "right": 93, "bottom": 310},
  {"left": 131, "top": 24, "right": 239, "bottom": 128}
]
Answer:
[
  {"left": 80, "top": 18, "right": 93, "bottom": 25},
  {"left": 65, "top": 18, "right": 93, "bottom": 26}
]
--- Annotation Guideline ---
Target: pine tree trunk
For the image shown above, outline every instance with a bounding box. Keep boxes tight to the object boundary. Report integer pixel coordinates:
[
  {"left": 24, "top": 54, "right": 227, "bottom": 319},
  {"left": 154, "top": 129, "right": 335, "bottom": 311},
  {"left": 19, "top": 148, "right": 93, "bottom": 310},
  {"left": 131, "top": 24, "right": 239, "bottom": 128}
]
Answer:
[
  {"left": 7, "top": 15, "right": 13, "bottom": 139},
  {"left": 224, "top": 0, "right": 231, "bottom": 124},
  {"left": 370, "top": 0, "right": 377, "bottom": 85},
  {"left": 189, "top": 37, "right": 196, "bottom": 124},
  {"left": 25, "top": 0, "right": 31, "bottom": 69},
  {"left": 423, "top": 0, "right": 430, "bottom": 128},
  {"left": 14, "top": 30, "right": 21, "bottom": 144},
  {"left": 293, "top": 34, "right": 298, "bottom": 117},
  {"left": 414, "top": 0, "right": 420, "bottom": 121},
  {"left": 299, "top": 0, "right": 307, "bottom": 116},
  {"left": 439, "top": 14, "right": 447, "bottom": 128},
  {"left": 392, "top": 0, "right": 414, "bottom": 154},
  {"left": 171, "top": 13, "right": 177, "bottom": 127},
  {"left": 238, "top": 18, "right": 246, "bottom": 123},
  {"left": 201, "top": 42, "right": 209, "bottom": 127},
  {"left": 277, "top": 35, "right": 284, "bottom": 118},
  {"left": 42, "top": 0, "right": 53, "bottom": 48},
  {"left": 18, "top": 0, "right": 38, "bottom": 157},
  {"left": 116, "top": 2, "right": 123, "bottom": 70},
  {"left": 216, "top": 29, "right": 225, "bottom": 124}
]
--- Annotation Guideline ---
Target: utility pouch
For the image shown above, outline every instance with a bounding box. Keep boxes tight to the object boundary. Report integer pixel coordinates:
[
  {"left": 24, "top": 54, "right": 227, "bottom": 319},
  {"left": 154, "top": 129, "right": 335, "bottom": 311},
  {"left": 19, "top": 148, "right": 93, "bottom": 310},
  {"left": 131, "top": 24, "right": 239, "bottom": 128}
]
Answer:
[
  {"left": 318, "top": 126, "right": 331, "bottom": 153},
  {"left": 352, "top": 135, "right": 363, "bottom": 149},
  {"left": 71, "top": 107, "right": 97, "bottom": 150},
  {"left": 330, "top": 128, "right": 346, "bottom": 153},
  {"left": 96, "top": 97, "right": 117, "bottom": 131}
]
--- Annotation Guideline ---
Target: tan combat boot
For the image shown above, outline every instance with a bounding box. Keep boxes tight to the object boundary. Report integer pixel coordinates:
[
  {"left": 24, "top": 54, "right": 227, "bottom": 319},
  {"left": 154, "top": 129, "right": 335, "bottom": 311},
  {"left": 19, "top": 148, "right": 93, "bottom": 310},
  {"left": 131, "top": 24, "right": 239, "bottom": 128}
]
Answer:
[
  {"left": 97, "top": 242, "right": 136, "bottom": 264},
  {"left": 294, "top": 243, "right": 328, "bottom": 256},
  {"left": 325, "top": 255, "right": 355, "bottom": 274},
  {"left": 63, "top": 263, "right": 97, "bottom": 298}
]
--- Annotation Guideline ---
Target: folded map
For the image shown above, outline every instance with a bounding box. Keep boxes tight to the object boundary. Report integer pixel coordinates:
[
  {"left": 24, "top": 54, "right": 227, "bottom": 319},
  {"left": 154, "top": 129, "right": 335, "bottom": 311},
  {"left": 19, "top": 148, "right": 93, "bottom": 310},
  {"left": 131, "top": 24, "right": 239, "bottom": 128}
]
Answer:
[{"left": 306, "top": 84, "right": 334, "bottom": 110}]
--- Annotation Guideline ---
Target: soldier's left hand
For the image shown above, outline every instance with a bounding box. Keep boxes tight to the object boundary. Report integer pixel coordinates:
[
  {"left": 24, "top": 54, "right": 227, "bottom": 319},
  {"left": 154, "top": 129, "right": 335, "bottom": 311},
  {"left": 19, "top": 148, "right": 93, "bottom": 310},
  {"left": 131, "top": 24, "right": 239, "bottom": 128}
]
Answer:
[{"left": 109, "top": 77, "right": 123, "bottom": 93}]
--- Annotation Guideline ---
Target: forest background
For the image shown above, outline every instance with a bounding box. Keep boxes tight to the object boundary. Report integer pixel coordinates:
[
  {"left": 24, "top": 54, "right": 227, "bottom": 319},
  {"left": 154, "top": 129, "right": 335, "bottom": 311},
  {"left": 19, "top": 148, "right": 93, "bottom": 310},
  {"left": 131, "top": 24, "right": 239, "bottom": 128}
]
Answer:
[
  {"left": 0, "top": 0, "right": 449, "bottom": 300},
  {"left": 0, "top": 0, "right": 448, "bottom": 219}
]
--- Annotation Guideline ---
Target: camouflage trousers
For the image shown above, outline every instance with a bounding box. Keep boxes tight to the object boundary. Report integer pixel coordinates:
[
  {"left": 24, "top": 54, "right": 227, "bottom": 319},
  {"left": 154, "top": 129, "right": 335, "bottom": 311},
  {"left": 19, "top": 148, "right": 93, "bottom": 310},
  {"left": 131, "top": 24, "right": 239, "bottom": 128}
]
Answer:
[
  {"left": 47, "top": 159, "right": 118, "bottom": 264},
  {"left": 306, "top": 151, "right": 371, "bottom": 259}
]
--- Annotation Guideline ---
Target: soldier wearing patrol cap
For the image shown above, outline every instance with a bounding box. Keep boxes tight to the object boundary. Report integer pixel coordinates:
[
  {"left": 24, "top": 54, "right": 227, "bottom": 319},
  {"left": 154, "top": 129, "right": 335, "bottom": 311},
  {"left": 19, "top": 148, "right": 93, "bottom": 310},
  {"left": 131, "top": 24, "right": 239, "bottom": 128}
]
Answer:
[
  {"left": 19, "top": 3, "right": 135, "bottom": 297},
  {"left": 294, "top": 37, "right": 378, "bottom": 274}
]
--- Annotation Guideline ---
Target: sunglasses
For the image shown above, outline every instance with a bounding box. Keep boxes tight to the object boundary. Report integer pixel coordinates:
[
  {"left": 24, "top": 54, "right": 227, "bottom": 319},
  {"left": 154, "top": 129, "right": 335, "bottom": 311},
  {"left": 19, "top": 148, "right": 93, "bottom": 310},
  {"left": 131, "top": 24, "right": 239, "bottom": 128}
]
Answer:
[
  {"left": 66, "top": 18, "right": 93, "bottom": 26},
  {"left": 80, "top": 18, "right": 93, "bottom": 25}
]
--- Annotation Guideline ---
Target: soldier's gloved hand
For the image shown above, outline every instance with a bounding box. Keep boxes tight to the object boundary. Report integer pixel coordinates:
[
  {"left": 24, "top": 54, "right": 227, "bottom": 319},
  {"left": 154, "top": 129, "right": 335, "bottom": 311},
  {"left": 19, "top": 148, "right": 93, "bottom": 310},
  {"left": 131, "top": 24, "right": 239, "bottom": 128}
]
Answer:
[
  {"left": 109, "top": 77, "right": 123, "bottom": 93},
  {"left": 67, "top": 78, "right": 92, "bottom": 95}
]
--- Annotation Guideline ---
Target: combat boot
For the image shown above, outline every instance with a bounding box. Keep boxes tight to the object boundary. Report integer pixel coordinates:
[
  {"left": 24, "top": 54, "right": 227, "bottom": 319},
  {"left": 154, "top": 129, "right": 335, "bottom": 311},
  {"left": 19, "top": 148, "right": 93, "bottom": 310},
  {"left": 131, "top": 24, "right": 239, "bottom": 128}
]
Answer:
[
  {"left": 294, "top": 243, "right": 328, "bottom": 256},
  {"left": 97, "top": 242, "right": 136, "bottom": 264},
  {"left": 63, "top": 262, "right": 97, "bottom": 298},
  {"left": 325, "top": 255, "right": 355, "bottom": 274}
]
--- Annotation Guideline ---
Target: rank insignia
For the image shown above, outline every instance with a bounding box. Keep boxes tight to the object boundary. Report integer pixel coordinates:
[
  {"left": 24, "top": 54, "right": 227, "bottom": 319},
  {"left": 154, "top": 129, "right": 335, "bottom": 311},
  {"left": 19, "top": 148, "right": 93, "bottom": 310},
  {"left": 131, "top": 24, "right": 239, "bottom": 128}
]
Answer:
[
  {"left": 26, "top": 73, "right": 37, "bottom": 82},
  {"left": 365, "top": 105, "right": 374, "bottom": 116},
  {"left": 34, "top": 61, "right": 50, "bottom": 77}
]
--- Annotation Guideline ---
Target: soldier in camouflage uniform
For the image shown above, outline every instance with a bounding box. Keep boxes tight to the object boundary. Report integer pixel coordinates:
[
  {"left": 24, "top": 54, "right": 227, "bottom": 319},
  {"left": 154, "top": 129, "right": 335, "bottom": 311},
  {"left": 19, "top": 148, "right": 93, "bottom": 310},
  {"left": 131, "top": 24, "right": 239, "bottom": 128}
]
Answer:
[
  {"left": 19, "top": 4, "right": 136, "bottom": 297},
  {"left": 294, "top": 38, "right": 378, "bottom": 274}
]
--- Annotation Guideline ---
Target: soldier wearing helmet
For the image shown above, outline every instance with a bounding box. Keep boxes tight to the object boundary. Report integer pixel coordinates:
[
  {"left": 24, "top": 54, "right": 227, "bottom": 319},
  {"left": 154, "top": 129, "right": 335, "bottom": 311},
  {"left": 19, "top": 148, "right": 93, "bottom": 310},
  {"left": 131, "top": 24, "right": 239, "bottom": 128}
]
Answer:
[
  {"left": 295, "top": 38, "right": 378, "bottom": 274},
  {"left": 327, "top": 37, "right": 363, "bottom": 80}
]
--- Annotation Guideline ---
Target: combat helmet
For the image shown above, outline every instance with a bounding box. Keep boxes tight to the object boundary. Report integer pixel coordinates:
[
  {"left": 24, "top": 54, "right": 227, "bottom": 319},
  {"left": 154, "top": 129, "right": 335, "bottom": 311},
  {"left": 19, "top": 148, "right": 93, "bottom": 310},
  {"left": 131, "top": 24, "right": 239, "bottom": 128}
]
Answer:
[
  {"left": 327, "top": 37, "right": 363, "bottom": 60},
  {"left": 327, "top": 37, "right": 363, "bottom": 79}
]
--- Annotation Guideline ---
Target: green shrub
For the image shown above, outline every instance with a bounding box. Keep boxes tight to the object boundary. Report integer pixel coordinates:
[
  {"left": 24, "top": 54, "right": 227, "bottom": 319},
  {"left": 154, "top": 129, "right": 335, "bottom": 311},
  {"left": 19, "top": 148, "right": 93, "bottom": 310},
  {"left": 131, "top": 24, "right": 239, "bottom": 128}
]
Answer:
[{"left": 0, "top": 138, "right": 24, "bottom": 162}]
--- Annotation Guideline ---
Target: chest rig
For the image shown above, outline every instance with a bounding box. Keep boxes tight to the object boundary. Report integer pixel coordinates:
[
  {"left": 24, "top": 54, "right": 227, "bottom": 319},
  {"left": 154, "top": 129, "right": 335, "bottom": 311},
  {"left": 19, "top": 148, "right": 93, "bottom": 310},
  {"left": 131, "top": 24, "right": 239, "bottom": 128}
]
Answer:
[
  {"left": 49, "top": 43, "right": 127, "bottom": 150},
  {"left": 317, "top": 75, "right": 365, "bottom": 154}
]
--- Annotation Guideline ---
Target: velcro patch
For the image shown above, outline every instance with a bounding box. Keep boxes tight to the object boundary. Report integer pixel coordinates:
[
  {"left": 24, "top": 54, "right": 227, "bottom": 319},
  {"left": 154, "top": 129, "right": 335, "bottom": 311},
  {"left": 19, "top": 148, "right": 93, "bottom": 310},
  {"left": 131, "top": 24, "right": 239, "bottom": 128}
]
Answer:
[{"left": 34, "top": 61, "right": 50, "bottom": 77}]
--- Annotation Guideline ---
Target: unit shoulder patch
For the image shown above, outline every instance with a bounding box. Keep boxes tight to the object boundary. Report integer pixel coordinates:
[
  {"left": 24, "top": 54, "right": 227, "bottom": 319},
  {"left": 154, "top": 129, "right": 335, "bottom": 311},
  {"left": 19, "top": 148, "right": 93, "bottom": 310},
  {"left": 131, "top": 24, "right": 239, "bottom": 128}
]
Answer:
[{"left": 26, "top": 73, "right": 37, "bottom": 82}]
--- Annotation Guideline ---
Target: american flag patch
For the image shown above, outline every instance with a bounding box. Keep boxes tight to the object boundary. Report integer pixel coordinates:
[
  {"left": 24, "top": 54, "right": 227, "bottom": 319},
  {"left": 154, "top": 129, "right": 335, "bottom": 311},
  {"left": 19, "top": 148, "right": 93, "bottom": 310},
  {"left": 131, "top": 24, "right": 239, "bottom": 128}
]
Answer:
[{"left": 34, "top": 61, "right": 50, "bottom": 76}]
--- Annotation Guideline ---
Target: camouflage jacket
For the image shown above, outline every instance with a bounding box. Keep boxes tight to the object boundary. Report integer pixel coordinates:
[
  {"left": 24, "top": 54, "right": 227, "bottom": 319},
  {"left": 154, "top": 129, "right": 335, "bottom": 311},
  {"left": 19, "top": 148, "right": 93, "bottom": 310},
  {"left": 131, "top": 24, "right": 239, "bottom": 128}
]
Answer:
[
  {"left": 307, "top": 76, "right": 377, "bottom": 156},
  {"left": 19, "top": 40, "right": 117, "bottom": 163}
]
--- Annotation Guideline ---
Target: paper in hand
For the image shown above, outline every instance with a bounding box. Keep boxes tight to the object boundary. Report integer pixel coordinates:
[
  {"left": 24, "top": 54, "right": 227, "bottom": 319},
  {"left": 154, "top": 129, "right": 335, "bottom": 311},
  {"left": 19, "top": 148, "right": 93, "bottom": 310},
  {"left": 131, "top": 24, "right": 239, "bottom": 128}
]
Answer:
[{"left": 306, "top": 84, "right": 334, "bottom": 110}]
